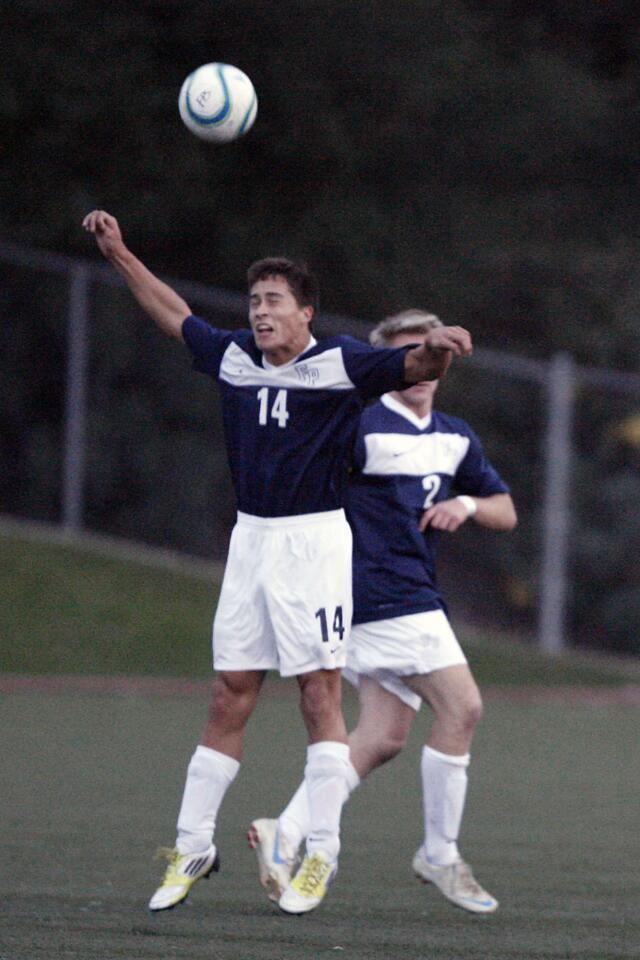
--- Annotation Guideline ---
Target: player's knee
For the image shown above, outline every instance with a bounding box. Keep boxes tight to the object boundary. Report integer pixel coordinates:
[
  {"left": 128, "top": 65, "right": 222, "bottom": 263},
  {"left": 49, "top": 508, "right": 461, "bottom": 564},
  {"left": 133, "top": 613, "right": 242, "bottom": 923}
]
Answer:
[
  {"left": 208, "top": 676, "right": 258, "bottom": 726},
  {"left": 299, "top": 674, "right": 340, "bottom": 728},
  {"left": 352, "top": 720, "right": 407, "bottom": 768},
  {"left": 375, "top": 730, "right": 407, "bottom": 765},
  {"left": 468, "top": 689, "right": 484, "bottom": 727},
  {"left": 438, "top": 689, "right": 483, "bottom": 740},
  {"left": 457, "top": 690, "right": 483, "bottom": 735}
]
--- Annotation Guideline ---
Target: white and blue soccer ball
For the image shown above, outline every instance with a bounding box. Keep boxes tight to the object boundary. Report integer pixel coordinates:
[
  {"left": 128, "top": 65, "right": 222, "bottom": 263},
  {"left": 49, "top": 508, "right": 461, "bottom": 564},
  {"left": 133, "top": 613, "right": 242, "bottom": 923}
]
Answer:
[{"left": 178, "top": 63, "right": 258, "bottom": 143}]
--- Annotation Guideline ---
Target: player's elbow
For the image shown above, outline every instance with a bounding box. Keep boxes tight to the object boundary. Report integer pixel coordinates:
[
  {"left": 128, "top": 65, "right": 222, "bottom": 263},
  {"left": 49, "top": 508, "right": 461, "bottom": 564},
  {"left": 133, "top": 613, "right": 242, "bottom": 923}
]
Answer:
[
  {"left": 156, "top": 310, "right": 188, "bottom": 341},
  {"left": 499, "top": 501, "right": 518, "bottom": 531},
  {"left": 483, "top": 495, "right": 517, "bottom": 531},
  {"left": 168, "top": 317, "right": 187, "bottom": 342}
]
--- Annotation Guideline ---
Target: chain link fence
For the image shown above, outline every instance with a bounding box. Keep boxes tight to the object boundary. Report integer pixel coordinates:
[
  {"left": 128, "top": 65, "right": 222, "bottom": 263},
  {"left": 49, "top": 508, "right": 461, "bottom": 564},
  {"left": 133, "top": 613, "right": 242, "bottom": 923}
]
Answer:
[{"left": 3, "top": 240, "right": 640, "bottom": 655}]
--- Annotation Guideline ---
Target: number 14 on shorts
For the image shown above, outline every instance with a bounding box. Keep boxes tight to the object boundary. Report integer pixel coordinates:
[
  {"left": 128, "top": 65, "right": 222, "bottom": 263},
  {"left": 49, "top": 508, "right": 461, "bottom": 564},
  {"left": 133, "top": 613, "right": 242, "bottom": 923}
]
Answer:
[{"left": 315, "top": 605, "right": 346, "bottom": 649}]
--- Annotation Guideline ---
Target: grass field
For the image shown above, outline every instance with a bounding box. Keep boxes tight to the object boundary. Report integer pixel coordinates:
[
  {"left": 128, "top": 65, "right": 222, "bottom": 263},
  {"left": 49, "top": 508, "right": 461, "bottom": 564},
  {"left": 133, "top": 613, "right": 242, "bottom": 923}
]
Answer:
[
  {"left": 1, "top": 519, "right": 639, "bottom": 959},
  {"left": 1, "top": 689, "right": 638, "bottom": 960}
]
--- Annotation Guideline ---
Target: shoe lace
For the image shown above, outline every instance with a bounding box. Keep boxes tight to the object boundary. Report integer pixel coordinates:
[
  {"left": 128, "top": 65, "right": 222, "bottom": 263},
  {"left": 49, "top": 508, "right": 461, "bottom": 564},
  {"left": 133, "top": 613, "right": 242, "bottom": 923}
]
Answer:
[
  {"left": 454, "top": 861, "right": 485, "bottom": 896},
  {"left": 153, "top": 846, "right": 182, "bottom": 885},
  {"left": 154, "top": 846, "right": 179, "bottom": 864},
  {"left": 295, "top": 854, "right": 331, "bottom": 896}
]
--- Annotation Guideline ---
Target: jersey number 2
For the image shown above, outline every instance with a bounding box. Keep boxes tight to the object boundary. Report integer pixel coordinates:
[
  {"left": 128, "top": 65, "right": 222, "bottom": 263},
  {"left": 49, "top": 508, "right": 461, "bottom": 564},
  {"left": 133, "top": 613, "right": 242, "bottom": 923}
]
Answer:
[
  {"left": 422, "top": 473, "right": 442, "bottom": 508},
  {"left": 257, "top": 387, "right": 289, "bottom": 428}
]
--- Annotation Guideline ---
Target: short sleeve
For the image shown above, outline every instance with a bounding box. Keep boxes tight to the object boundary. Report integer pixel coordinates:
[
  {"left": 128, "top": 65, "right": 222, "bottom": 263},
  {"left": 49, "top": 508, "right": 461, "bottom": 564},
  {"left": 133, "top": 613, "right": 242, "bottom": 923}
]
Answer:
[
  {"left": 455, "top": 428, "right": 510, "bottom": 497},
  {"left": 340, "top": 336, "right": 410, "bottom": 399},
  {"left": 182, "top": 315, "right": 235, "bottom": 378}
]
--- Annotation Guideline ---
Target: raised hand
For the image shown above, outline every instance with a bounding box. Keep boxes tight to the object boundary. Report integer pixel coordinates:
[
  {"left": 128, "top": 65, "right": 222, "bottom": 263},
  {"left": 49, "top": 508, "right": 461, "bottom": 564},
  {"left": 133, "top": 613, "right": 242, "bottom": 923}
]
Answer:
[
  {"left": 424, "top": 325, "right": 472, "bottom": 357},
  {"left": 82, "top": 209, "right": 125, "bottom": 260},
  {"left": 81, "top": 209, "right": 189, "bottom": 339}
]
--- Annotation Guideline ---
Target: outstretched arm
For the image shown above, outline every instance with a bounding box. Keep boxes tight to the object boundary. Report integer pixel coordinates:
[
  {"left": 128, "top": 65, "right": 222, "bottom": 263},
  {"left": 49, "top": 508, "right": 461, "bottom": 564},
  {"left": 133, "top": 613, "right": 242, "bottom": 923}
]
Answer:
[
  {"left": 404, "top": 325, "right": 472, "bottom": 382},
  {"left": 419, "top": 492, "right": 517, "bottom": 533},
  {"left": 82, "top": 210, "right": 190, "bottom": 340}
]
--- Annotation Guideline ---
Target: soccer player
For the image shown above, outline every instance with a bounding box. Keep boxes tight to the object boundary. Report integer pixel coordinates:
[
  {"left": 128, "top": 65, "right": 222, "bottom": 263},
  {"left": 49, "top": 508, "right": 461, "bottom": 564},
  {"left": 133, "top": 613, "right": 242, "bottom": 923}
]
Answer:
[
  {"left": 248, "top": 309, "right": 516, "bottom": 914},
  {"left": 82, "top": 212, "right": 473, "bottom": 915}
]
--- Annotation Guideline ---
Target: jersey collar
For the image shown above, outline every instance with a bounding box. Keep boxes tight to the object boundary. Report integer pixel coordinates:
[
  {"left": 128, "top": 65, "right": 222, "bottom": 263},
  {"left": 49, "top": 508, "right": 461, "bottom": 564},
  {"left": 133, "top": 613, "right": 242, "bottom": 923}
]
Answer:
[
  {"left": 261, "top": 335, "right": 318, "bottom": 371},
  {"left": 381, "top": 392, "right": 432, "bottom": 431}
]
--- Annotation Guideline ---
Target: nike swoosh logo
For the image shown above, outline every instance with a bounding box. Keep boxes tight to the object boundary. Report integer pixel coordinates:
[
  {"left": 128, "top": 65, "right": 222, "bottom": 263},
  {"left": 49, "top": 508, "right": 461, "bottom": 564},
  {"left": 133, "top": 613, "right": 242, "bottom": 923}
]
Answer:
[{"left": 272, "top": 829, "right": 287, "bottom": 865}]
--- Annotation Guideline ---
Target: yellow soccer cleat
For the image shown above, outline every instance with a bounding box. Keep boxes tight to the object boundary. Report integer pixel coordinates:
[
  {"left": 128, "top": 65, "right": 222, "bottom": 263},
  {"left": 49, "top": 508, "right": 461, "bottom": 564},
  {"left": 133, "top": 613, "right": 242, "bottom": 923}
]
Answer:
[
  {"left": 148, "top": 845, "right": 220, "bottom": 911},
  {"left": 278, "top": 850, "right": 337, "bottom": 914}
]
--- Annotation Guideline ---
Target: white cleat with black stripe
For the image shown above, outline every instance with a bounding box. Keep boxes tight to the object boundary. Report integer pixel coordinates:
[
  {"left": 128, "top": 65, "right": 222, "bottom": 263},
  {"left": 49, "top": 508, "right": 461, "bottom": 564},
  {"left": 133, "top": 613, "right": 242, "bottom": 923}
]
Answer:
[
  {"left": 412, "top": 846, "right": 498, "bottom": 914},
  {"left": 148, "top": 845, "right": 220, "bottom": 911}
]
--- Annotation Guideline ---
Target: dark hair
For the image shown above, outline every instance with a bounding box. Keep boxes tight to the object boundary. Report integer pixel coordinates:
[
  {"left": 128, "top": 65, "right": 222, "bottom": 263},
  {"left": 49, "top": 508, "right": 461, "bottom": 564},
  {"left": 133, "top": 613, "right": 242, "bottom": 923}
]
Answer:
[{"left": 246, "top": 257, "right": 319, "bottom": 310}]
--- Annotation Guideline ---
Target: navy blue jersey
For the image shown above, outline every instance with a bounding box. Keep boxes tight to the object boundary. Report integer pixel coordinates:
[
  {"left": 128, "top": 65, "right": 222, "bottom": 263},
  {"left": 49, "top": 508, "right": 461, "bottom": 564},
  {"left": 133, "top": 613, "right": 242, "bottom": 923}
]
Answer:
[
  {"left": 349, "top": 393, "right": 510, "bottom": 624},
  {"left": 182, "top": 316, "right": 410, "bottom": 517}
]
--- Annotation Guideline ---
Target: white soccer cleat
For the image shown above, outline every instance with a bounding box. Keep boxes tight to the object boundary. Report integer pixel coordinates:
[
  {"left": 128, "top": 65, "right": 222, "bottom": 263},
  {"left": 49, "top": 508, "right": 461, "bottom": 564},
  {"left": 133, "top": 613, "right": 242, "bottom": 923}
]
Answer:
[
  {"left": 279, "top": 850, "right": 337, "bottom": 914},
  {"left": 412, "top": 846, "right": 498, "bottom": 914},
  {"left": 246, "top": 818, "right": 298, "bottom": 902},
  {"left": 148, "top": 845, "right": 220, "bottom": 911}
]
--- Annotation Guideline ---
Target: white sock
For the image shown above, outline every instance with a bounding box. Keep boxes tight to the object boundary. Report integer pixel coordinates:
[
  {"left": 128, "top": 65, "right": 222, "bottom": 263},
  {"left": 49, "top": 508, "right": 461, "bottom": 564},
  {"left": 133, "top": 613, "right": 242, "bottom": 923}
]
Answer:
[
  {"left": 279, "top": 755, "right": 360, "bottom": 850},
  {"left": 421, "top": 744, "right": 470, "bottom": 867},
  {"left": 175, "top": 745, "right": 240, "bottom": 854},
  {"left": 304, "top": 741, "right": 352, "bottom": 862},
  {"left": 278, "top": 781, "right": 309, "bottom": 850}
]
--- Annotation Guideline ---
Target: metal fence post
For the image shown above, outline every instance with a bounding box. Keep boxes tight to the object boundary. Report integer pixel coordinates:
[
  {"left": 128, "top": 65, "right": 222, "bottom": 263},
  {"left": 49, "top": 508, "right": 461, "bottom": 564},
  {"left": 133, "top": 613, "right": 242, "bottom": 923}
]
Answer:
[
  {"left": 62, "top": 264, "right": 90, "bottom": 530},
  {"left": 539, "top": 351, "right": 576, "bottom": 653}
]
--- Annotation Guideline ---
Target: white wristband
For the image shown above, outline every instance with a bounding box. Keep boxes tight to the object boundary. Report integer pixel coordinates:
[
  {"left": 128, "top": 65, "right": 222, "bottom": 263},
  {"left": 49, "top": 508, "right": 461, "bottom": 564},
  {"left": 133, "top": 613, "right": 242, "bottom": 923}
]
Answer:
[{"left": 456, "top": 495, "right": 477, "bottom": 517}]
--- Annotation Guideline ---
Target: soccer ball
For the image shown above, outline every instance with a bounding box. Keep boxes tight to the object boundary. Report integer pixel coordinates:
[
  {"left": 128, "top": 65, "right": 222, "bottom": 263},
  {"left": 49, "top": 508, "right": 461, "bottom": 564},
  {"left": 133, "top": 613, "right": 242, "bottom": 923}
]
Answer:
[{"left": 178, "top": 63, "right": 257, "bottom": 143}]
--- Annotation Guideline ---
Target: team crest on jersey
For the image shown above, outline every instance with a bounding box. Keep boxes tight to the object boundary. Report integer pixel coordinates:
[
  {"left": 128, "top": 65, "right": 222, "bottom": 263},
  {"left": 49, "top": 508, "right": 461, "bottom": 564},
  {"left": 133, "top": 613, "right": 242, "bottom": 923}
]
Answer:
[
  {"left": 294, "top": 363, "right": 320, "bottom": 386},
  {"left": 219, "top": 340, "right": 355, "bottom": 390}
]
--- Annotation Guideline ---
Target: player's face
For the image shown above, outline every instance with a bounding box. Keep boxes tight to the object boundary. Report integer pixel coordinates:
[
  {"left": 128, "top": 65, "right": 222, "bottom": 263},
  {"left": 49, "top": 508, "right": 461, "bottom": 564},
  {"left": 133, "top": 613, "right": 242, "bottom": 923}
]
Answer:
[
  {"left": 389, "top": 331, "right": 439, "bottom": 413},
  {"left": 249, "top": 275, "right": 314, "bottom": 365}
]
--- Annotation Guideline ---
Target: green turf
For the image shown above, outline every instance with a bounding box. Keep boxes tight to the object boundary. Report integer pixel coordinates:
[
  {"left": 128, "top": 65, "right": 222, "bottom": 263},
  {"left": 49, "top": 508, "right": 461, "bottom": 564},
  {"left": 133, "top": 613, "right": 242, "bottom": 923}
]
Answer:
[
  {"left": 0, "top": 529, "right": 218, "bottom": 677},
  {"left": 1, "top": 525, "right": 637, "bottom": 687},
  {"left": 461, "top": 628, "right": 637, "bottom": 688},
  {"left": 2, "top": 522, "right": 638, "bottom": 958},
  {"left": 0, "top": 687, "right": 638, "bottom": 959}
]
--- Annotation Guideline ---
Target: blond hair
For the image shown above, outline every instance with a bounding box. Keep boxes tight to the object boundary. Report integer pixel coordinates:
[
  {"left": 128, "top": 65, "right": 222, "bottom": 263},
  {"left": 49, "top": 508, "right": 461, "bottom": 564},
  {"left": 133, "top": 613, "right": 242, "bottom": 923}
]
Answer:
[{"left": 369, "top": 309, "right": 443, "bottom": 346}]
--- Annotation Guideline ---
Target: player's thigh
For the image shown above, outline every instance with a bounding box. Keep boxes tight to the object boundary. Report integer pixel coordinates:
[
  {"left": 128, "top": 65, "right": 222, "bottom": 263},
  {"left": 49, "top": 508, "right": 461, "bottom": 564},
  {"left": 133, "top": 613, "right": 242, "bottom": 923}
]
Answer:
[
  {"left": 212, "top": 522, "right": 278, "bottom": 671},
  {"left": 355, "top": 675, "right": 415, "bottom": 742}
]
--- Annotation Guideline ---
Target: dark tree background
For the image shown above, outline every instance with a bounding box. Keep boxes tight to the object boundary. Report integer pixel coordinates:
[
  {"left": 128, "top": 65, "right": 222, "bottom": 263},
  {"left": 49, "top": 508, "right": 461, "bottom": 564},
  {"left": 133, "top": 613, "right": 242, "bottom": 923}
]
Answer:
[{"left": 2, "top": 1, "right": 640, "bottom": 652}]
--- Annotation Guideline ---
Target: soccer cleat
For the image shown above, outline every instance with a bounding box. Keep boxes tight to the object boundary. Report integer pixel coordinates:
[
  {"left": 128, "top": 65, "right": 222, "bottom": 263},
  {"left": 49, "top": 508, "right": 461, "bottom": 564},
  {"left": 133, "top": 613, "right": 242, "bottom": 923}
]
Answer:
[
  {"left": 247, "top": 818, "right": 298, "bottom": 902},
  {"left": 412, "top": 846, "right": 498, "bottom": 914},
  {"left": 278, "top": 850, "right": 337, "bottom": 914},
  {"left": 148, "top": 845, "right": 220, "bottom": 911}
]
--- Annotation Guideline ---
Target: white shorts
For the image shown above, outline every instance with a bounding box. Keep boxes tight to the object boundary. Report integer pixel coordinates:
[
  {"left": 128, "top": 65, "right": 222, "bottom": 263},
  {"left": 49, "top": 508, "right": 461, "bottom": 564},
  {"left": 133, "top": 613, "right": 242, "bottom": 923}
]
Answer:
[
  {"left": 212, "top": 509, "right": 352, "bottom": 677},
  {"left": 343, "top": 609, "right": 467, "bottom": 711}
]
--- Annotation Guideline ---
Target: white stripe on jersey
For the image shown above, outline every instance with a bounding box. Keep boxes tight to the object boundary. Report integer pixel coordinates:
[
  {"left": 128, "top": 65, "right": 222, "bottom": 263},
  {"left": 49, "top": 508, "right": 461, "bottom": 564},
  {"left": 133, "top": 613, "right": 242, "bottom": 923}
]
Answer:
[
  {"left": 363, "top": 431, "right": 471, "bottom": 477},
  {"left": 218, "top": 341, "right": 356, "bottom": 390}
]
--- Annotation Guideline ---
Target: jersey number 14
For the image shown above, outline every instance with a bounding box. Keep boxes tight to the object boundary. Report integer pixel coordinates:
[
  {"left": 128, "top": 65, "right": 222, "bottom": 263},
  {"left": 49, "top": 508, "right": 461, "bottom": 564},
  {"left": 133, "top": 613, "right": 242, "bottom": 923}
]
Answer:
[{"left": 257, "top": 387, "right": 289, "bottom": 428}]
